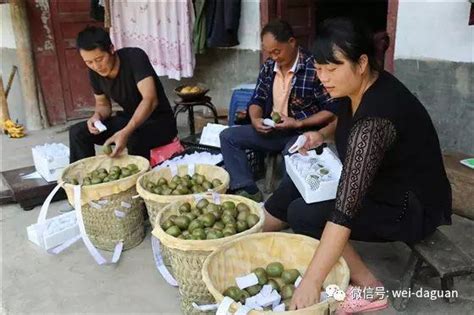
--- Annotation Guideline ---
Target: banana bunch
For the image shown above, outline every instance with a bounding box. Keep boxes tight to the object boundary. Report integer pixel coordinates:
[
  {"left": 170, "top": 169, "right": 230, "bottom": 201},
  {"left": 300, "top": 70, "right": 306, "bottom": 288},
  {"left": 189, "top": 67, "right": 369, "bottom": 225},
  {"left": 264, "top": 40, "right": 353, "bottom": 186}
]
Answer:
[{"left": 1, "top": 119, "right": 26, "bottom": 138}]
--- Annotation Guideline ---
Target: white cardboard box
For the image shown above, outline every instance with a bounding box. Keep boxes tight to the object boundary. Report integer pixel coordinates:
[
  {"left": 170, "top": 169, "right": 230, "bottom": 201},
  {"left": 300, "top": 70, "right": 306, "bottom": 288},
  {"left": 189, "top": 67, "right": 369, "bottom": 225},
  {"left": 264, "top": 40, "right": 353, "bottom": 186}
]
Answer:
[
  {"left": 285, "top": 148, "right": 342, "bottom": 204},
  {"left": 199, "top": 123, "right": 229, "bottom": 148},
  {"left": 32, "top": 143, "right": 70, "bottom": 182},
  {"left": 27, "top": 211, "right": 80, "bottom": 250}
]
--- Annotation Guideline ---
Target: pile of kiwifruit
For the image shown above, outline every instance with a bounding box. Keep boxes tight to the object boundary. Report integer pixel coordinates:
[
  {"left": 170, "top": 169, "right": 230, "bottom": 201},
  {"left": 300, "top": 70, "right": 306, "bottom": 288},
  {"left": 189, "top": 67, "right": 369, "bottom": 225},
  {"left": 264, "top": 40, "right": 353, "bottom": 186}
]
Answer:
[
  {"left": 144, "top": 174, "right": 223, "bottom": 196},
  {"left": 223, "top": 262, "right": 301, "bottom": 310},
  {"left": 65, "top": 164, "right": 140, "bottom": 186},
  {"left": 162, "top": 199, "right": 259, "bottom": 240}
]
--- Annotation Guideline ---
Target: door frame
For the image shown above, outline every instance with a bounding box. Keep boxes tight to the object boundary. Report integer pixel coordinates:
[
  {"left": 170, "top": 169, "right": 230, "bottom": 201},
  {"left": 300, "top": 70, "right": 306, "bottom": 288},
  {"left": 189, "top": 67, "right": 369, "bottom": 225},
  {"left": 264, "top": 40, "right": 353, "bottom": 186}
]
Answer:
[
  {"left": 27, "top": 0, "right": 67, "bottom": 125},
  {"left": 260, "top": 0, "right": 398, "bottom": 73}
]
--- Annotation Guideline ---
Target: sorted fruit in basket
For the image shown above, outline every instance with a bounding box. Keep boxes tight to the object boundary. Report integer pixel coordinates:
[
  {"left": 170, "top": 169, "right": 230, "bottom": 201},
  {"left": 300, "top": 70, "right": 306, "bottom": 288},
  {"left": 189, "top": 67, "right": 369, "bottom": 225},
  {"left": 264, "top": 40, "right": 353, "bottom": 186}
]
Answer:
[
  {"left": 266, "top": 261, "right": 284, "bottom": 278},
  {"left": 222, "top": 261, "right": 305, "bottom": 311},
  {"left": 281, "top": 269, "right": 301, "bottom": 285},
  {"left": 162, "top": 200, "right": 258, "bottom": 240},
  {"left": 65, "top": 163, "right": 140, "bottom": 185},
  {"left": 145, "top": 174, "right": 223, "bottom": 195}
]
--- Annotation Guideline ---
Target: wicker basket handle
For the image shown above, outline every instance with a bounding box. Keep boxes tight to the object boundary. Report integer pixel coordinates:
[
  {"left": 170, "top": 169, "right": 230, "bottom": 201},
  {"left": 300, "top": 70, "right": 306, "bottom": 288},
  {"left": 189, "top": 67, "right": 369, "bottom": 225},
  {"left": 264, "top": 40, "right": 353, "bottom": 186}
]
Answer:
[
  {"left": 151, "top": 236, "right": 178, "bottom": 286},
  {"left": 72, "top": 185, "right": 123, "bottom": 265}
]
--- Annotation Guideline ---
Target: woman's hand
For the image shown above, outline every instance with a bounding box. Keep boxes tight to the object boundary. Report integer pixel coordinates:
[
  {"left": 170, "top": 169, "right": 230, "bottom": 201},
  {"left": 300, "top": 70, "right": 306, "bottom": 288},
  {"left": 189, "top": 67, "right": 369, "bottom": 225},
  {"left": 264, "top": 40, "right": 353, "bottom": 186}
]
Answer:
[
  {"left": 289, "top": 276, "right": 321, "bottom": 310},
  {"left": 299, "top": 131, "right": 324, "bottom": 155}
]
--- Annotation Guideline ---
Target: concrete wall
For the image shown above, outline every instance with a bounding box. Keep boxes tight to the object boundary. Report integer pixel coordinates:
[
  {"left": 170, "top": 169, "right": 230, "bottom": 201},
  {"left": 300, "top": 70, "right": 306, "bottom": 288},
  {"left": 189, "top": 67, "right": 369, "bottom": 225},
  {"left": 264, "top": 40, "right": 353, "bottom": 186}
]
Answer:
[
  {"left": 0, "top": 3, "right": 26, "bottom": 125},
  {"left": 159, "top": 0, "right": 261, "bottom": 119},
  {"left": 394, "top": 0, "right": 473, "bottom": 154}
]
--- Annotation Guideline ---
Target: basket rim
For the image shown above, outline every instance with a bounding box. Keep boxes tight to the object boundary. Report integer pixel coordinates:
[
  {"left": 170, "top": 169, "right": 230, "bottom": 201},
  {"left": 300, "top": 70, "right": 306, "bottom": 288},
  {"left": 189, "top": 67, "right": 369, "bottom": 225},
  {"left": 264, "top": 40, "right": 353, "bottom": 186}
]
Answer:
[
  {"left": 136, "top": 164, "right": 230, "bottom": 202},
  {"left": 152, "top": 195, "right": 264, "bottom": 251},
  {"left": 59, "top": 155, "right": 150, "bottom": 190},
  {"left": 201, "top": 232, "right": 351, "bottom": 314}
]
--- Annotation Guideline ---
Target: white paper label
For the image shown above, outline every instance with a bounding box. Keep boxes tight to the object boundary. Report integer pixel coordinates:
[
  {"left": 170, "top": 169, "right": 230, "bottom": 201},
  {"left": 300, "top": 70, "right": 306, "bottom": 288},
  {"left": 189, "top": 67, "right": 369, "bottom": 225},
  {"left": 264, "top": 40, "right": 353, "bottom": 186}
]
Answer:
[
  {"left": 120, "top": 201, "right": 131, "bottom": 209},
  {"left": 192, "top": 302, "right": 219, "bottom": 312},
  {"left": 88, "top": 201, "right": 101, "bottom": 209},
  {"left": 272, "top": 303, "right": 285, "bottom": 312},
  {"left": 236, "top": 273, "right": 259, "bottom": 289},
  {"left": 114, "top": 210, "right": 126, "bottom": 218},
  {"left": 260, "top": 284, "right": 273, "bottom": 296},
  {"left": 294, "top": 276, "right": 303, "bottom": 287},
  {"left": 235, "top": 305, "right": 252, "bottom": 315},
  {"left": 169, "top": 164, "right": 178, "bottom": 177},
  {"left": 188, "top": 164, "right": 195, "bottom": 176},
  {"left": 216, "top": 297, "right": 235, "bottom": 315},
  {"left": 193, "top": 194, "right": 203, "bottom": 203},
  {"left": 212, "top": 192, "right": 221, "bottom": 204}
]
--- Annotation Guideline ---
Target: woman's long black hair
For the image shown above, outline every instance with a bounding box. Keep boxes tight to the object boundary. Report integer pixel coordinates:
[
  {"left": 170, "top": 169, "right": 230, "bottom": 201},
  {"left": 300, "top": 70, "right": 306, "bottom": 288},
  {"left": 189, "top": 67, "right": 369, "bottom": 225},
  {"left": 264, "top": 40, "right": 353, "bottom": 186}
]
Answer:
[{"left": 312, "top": 18, "right": 381, "bottom": 72}]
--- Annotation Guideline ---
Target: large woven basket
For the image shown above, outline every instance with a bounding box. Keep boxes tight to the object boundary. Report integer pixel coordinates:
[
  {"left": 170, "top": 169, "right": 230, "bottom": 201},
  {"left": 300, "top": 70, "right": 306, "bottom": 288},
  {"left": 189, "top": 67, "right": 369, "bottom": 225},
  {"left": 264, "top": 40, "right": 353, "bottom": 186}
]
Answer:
[
  {"left": 60, "top": 155, "right": 150, "bottom": 251},
  {"left": 137, "top": 164, "right": 230, "bottom": 229},
  {"left": 152, "top": 195, "right": 264, "bottom": 315},
  {"left": 202, "top": 232, "right": 350, "bottom": 315}
]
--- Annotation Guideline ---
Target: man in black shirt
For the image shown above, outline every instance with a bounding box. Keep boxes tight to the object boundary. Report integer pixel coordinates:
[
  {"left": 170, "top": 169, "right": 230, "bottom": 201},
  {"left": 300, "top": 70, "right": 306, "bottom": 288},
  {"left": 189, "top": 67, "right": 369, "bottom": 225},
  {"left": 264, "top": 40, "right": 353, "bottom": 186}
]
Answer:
[{"left": 69, "top": 26, "right": 177, "bottom": 162}]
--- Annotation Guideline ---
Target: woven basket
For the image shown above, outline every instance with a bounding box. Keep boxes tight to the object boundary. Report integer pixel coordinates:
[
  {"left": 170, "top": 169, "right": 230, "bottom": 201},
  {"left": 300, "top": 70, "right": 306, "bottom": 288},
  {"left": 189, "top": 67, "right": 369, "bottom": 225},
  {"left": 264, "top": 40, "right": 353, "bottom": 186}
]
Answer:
[
  {"left": 152, "top": 195, "right": 264, "bottom": 315},
  {"left": 60, "top": 155, "right": 150, "bottom": 251},
  {"left": 137, "top": 164, "right": 230, "bottom": 229},
  {"left": 202, "top": 232, "right": 350, "bottom": 315}
]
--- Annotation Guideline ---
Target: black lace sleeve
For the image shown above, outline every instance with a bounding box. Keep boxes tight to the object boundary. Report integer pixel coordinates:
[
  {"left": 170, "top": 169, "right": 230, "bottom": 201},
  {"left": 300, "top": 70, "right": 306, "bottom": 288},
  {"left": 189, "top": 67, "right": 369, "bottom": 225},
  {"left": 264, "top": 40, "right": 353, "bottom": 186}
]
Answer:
[{"left": 328, "top": 117, "right": 397, "bottom": 228}]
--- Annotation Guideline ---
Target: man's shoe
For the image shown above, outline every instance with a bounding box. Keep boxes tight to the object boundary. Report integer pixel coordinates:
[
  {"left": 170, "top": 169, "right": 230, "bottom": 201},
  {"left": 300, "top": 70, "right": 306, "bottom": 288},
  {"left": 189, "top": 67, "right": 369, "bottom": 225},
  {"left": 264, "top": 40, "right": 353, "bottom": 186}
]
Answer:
[{"left": 233, "top": 189, "right": 264, "bottom": 202}]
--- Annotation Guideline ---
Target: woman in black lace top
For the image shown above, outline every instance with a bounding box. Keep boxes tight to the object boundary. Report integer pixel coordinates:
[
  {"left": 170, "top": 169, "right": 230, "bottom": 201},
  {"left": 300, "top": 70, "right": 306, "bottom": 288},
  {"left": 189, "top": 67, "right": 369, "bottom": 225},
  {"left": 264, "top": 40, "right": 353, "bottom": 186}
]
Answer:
[{"left": 263, "top": 18, "right": 452, "bottom": 312}]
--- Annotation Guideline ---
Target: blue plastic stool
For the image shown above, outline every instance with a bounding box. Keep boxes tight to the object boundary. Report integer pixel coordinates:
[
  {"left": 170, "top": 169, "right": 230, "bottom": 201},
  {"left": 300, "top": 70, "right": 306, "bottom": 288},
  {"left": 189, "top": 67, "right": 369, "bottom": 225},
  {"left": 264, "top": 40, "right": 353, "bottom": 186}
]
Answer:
[{"left": 228, "top": 88, "right": 254, "bottom": 126}]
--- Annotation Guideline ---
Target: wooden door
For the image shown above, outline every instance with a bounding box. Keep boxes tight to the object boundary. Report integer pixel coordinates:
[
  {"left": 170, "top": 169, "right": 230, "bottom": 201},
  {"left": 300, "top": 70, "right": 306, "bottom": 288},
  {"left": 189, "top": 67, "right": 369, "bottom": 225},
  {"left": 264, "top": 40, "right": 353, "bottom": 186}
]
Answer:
[
  {"left": 48, "top": 0, "right": 102, "bottom": 120},
  {"left": 260, "top": 0, "right": 316, "bottom": 50},
  {"left": 260, "top": 0, "right": 397, "bottom": 72}
]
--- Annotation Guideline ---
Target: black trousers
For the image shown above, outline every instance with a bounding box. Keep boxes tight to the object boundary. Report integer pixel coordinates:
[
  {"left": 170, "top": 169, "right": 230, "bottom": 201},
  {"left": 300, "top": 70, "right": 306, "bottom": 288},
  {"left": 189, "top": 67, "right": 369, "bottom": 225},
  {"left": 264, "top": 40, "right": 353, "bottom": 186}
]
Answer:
[
  {"left": 69, "top": 113, "right": 177, "bottom": 163},
  {"left": 265, "top": 176, "right": 427, "bottom": 244}
]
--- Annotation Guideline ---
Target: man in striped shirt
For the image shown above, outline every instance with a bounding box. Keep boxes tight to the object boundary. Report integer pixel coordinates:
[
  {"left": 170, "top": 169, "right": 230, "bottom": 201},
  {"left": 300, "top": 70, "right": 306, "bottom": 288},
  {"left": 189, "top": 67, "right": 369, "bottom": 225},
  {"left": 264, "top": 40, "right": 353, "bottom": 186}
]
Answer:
[{"left": 220, "top": 20, "right": 340, "bottom": 201}]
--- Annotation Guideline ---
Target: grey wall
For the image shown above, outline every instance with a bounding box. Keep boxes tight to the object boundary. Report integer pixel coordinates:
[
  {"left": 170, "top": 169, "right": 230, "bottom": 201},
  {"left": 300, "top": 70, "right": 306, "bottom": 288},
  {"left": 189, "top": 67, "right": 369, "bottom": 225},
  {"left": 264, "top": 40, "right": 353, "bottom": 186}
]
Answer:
[
  {"left": 0, "top": 48, "right": 26, "bottom": 125},
  {"left": 394, "top": 59, "right": 473, "bottom": 155},
  {"left": 160, "top": 48, "right": 260, "bottom": 111}
]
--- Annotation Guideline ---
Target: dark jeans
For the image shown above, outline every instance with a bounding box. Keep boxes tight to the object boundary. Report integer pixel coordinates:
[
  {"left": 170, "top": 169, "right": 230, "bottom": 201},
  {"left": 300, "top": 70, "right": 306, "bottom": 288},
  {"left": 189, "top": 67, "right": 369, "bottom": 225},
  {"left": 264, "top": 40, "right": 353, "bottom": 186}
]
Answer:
[
  {"left": 219, "top": 124, "right": 299, "bottom": 190},
  {"left": 69, "top": 114, "right": 177, "bottom": 163},
  {"left": 265, "top": 176, "right": 426, "bottom": 244}
]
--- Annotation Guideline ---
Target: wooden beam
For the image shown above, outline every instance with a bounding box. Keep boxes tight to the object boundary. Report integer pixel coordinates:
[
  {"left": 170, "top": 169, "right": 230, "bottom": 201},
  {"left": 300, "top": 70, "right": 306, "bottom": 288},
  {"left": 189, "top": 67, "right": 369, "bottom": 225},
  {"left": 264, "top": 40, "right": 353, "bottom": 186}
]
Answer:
[
  {"left": 0, "top": 75, "right": 10, "bottom": 122},
  {"left": 10, "top": 0, "right": 44, "bottom": 130}
]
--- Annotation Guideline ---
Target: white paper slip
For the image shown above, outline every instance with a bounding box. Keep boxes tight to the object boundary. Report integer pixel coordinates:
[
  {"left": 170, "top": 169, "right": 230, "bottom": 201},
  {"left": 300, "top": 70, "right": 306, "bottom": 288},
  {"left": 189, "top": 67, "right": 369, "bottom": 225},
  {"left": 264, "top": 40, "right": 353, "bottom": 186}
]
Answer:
[
  {"left": 294, "top": 275, "right": 303, "bottom": 287},
  {"left": 216, "top": 296, "right": 235, "bottom": 315},
  {"left": 120, "top": 201, "right": 131, "bottom": 209},
  {"left": 260, "top": 284, "right": 273, "bottom": 296},
  {"left": 263, "top": 118, "right": 276, "bottom": 128},
  {"left": 114, "top": 210, "right": 126, "bottom": 218},
  {"left": 192, "top": 302, "right": 219, "bottom": 312},
  {"left": 273, "top": 303, "right": 286, "bottom": 312},
  {"left": 89, "top": 201, "right": 102, "bottom": 209},
  {"left": 288, "top": 135, "right": 307, "bottom": 154},
  {"left": 93, "top": 120, "right": 107, "bottom": 133},
  {"left": 188, "top": 164, "right": 195, "bottom": 176},
  {"left": 236, "top": 273, "right": 259, "bottom": 289},
  {"left": 235, "top": 305, "right": 252, "bottom": 315}
]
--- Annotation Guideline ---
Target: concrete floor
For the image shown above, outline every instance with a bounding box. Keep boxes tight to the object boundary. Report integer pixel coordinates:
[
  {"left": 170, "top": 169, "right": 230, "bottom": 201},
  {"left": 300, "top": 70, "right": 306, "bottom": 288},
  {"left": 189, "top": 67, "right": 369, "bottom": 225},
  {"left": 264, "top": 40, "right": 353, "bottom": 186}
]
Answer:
[{"left": 1, "top": 125, "right": 473, "bottom": 314}]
